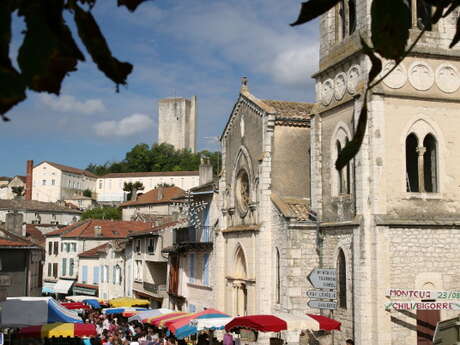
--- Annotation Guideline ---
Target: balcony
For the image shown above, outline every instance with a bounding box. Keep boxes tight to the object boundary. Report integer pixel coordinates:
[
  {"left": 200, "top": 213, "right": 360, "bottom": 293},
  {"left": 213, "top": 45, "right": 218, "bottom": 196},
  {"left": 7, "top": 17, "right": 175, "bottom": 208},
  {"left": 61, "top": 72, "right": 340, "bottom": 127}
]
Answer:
[
  {"left": 143, "top": 282, "right": 166, "bottom": 294},
  {"left": 174, "top": 226, "right": 212, "bottom": 243}
]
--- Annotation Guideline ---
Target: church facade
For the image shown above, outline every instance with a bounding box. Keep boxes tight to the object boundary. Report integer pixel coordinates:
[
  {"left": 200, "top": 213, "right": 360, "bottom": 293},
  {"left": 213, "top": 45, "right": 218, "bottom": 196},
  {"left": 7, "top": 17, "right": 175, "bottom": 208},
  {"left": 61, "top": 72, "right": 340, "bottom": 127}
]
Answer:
[{"left": 213, "top": 2, "right": 460, "bottom": 345}]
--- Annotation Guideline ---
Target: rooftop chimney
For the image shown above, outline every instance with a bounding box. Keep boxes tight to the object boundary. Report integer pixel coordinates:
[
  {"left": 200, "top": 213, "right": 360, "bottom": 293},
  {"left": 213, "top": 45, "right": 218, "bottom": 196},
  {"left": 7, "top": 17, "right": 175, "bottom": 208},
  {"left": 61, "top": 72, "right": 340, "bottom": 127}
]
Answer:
[
  {"left": 199, "top": 156, "right": 213, "bottom": 185},
  {"left": 6, "top": 212, "right": 25, "bottom": 237},
  {"left": 94, "top": 225, "right": 102, "bottom": 237},
  {"left": 25, "top": 160, "right": 33, "bottom": 201}
]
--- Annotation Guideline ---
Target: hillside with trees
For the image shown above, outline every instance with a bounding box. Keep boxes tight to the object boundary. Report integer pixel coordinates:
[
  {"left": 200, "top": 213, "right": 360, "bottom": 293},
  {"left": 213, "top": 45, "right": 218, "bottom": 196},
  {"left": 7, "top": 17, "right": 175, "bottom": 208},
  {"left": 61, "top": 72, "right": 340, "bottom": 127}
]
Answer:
[{"left": 86, "top": 143, "right": 221, "bottom": 176}]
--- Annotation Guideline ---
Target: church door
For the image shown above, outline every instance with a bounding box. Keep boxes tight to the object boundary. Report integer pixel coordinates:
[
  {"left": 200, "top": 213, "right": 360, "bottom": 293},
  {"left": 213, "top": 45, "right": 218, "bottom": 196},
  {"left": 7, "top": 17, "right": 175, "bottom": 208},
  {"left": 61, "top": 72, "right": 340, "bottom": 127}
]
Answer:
[{"left": 416, "top": 310, "right": 440, "bottom": 345}]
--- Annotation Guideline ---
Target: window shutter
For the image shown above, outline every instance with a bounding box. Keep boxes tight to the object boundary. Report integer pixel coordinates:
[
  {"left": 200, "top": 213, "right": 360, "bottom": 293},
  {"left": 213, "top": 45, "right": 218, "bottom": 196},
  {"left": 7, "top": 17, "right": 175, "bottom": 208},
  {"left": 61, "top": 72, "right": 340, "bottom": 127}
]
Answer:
[
  {"left": 189, "top": 254, "right": 195, "bottom": 283},
  {"left": 82, "top": 265, "right": 88, "bottom": 283},
  {"left": 69, "top": 258, "right": 74, "bottom": 276},
  {"left": 93, "top": 266, "right": 99, "bottom": 284},
  {"left": 113, "top": 266, "right": 116, "bottom": 285},
  {"left": 203, "top": 254, "right": 209, "bottom": 286},
  {"left": 105, "top": 265, "right": 109, "bottom": 282},
  {"left": 62, "top": 258, "right": 67, "bottom": 276}
]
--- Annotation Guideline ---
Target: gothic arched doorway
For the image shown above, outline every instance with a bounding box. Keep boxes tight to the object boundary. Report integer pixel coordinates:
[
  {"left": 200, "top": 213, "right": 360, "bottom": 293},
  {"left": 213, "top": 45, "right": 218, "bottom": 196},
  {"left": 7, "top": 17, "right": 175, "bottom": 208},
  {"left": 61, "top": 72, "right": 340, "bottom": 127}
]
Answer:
[{"left": 233, "top": 246, "right": 248, "bottom": 316}]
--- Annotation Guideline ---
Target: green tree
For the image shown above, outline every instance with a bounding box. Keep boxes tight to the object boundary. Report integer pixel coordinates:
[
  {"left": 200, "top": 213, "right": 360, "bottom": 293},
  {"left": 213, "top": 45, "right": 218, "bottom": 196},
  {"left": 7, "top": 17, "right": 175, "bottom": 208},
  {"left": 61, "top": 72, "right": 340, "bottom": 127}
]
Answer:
[
  {"left": 11, "top": 186, "right": 24, "bottom": 198},
  {"left": 125, "top": 143, "right": 153, "bottom": 172},
  {"left": 123, "top": 181, "right": 144, "bottom": 201},
  {"left": 82, "top": 189, "right": 92, "bottom": 198},
  {"left": 0, "top": 0, "right": 151, "bottom": 121},
  {"left": 81, "top": 206, "right": 121, "bottom": 220}
]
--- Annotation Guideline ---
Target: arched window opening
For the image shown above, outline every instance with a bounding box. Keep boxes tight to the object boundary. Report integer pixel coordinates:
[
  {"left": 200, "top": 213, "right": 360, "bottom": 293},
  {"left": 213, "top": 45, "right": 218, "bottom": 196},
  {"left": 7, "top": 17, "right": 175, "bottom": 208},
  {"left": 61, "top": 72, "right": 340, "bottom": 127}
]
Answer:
[
  {"left": 336, "top": 1, "right": 346, "bottom": 41},
  {"left": 406, "top": 133, "right": 419, "bottom": 192},
  {"left": 348, "top": 0, "right": 356, "bottom": 34},
  {"left": 275, "top": 248, "right": 280, "bottom": 304},
  {"left": 423, "top": 134, "right": 437, "bottom": 192},
  {"left": 416, "top": 0, "right": 433, "bottom": 31},
  {"left": 345, "top": 138, "right": 351, "bottom": 194},
  {"left": 235, "top": 246, "right": 247, "bottom": 280},
  {"left": 337, "top": 249, "right": 347, "bottom": 309},
  {"left": 336, "top": 141, "right": 344, "bottom": 194}
]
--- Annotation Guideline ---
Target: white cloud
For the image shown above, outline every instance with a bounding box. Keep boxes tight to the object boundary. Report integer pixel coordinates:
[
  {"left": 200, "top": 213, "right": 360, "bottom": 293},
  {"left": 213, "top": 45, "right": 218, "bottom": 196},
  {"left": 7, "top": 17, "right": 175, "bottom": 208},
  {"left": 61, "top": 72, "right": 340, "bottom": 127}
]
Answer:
[
  {"left": 93, "top": 113, "right": 153, "bottom": 137},
  {"left": 40, "top": 94, "right": 106, "bottom": 114}
]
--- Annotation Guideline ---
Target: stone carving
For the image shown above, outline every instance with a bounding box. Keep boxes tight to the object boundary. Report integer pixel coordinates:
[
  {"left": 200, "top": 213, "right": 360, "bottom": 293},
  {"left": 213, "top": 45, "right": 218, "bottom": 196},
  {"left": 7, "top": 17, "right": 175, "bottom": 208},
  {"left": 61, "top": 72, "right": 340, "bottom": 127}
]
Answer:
[
  {"left": 321, "top": 79, "right": 334, "bottom": 106},
  {"left": 409, "top": 62, "right": 434, "bottom": 91},
  {"left": 436, "top": 64, "right": 460, "bottom": 93},
  {"left": 347, "top": 65, "right": 361, "bottom": 94},
  {"left": 382, "top": 61, "right": 407, "bottom": 89},
  {"left": 334, "top": 73, "right": 347, "bottom": 100}
]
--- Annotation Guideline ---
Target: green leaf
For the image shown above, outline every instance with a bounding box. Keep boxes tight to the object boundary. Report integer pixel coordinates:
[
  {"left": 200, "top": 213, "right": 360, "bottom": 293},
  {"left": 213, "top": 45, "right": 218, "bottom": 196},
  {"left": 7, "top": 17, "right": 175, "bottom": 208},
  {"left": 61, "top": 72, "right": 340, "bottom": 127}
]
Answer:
[
  {"left": 371, "top": 0, "right": 411, "bottom": 61},
  {"left": 117, "top": 0, "right": 150, "bottom": 12},
  {"left": 450, "top": 15, "right": 460, "bottom": 48},
  {"left": 74, "top": 4, "right": 133, "bottom": 88},
  {"left": 290, "top": 0, "right": 341, "bottom": 26},
  {"left": 335, "top": 95, "right": 368, "bottom": 171},
  {"left": 360, "top": 36, "right": 382, "bottom": 85},
  {"left": 0, "top": 0, "right": 26, "bottom": 119},
  {"left": 17, "top": 0, "right": 84, "bottom": 94}
]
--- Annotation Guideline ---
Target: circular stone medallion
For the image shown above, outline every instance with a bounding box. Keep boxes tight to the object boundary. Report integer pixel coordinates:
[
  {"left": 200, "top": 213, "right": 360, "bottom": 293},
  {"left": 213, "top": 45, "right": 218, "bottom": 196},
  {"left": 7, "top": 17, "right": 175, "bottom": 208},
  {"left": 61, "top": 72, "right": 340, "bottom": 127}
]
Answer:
[
  {"left": 321, "top": 79, "right": 334, "bottom": 106},
  {"left": 409, "top": 61, "right": 434, "bottom": 91},
  {"left": 347, "top": 65, "right": 361, "bottom": 94},
  {"left": 436, "top": 63, "right": 460, "bottom": 93},
  {"left": 334, "top": 73, "right": 347, "bottom": 100},
  {"left": 382, "top": 61, "right": 407, "bottom": 89}
]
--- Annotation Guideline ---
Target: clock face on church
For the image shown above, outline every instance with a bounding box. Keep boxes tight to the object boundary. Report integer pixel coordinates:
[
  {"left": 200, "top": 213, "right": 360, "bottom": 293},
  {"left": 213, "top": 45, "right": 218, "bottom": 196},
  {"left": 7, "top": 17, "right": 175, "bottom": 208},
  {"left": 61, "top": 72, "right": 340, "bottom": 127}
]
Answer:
[{"left": 235, "top": 169, "right": 250, "bottom": 216}]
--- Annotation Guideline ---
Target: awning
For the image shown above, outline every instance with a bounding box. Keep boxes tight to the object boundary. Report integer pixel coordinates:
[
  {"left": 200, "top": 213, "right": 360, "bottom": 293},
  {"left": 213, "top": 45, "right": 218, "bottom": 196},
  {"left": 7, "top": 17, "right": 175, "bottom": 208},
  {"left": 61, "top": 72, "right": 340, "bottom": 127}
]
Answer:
[
  {"left": 61, "top": 302, "right": 90, "bottom": 310},
  {"left": 225, "top": 315, "right": 287, "bottom": 333},
  {"left": 42, "top": 282, "right": 56, "bottom": 294},
  {"left": 109, "top": 297, "right": 150, "bottom": 307},
  {"left": 54, "top": 280, "right": 75, "bottom": 294},
  {"left": 72, "top": 285, "right": 98, "bottom": 296},
  {"left": 19, "top": 323, "right": 96, "bottom": 338},
  {"left": 274, "top": 312, "right": 341, "bottom": 331}
]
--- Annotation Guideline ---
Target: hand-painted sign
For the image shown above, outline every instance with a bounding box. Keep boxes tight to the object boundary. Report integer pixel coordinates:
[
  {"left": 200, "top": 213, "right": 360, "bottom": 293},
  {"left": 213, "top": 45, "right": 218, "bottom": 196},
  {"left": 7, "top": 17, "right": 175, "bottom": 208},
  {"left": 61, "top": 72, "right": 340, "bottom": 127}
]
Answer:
[
  {"left": 308, "top": 300, "right": 337, "bottom": 310},
  {"left": 307, "top": 268, "right": 336, "bottom": 289},
  {"left": 306, "top": 290, "right": 337, "bottom": 300},
  {"left": 386, "top": 301, "right": 460, "bottom": 311},
  {"left": 387, "top": 289, "right": 460, "bottom": 300}
]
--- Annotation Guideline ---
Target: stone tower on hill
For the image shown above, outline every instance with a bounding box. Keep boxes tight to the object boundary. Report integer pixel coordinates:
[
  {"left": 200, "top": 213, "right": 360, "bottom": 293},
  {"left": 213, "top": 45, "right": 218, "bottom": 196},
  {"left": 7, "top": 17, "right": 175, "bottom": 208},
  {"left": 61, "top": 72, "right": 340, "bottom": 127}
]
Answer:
[{"left": 158, "top": 96, "right": 197, "bottom": 153}]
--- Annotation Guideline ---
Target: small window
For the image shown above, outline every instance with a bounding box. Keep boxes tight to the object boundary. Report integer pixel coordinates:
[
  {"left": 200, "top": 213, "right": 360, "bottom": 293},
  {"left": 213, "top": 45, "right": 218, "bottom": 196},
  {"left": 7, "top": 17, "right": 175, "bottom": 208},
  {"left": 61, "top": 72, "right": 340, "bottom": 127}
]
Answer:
[
  {"left": 423, "top": 134, "right": 437, "bottom": 193},
  {"left": 42, "top": 180, "right": 46, "bottom": 186},
  {"left": 72, "top": 243, "right": 77, "bottom": 252},
  {"left": 136, "top": 240, "right": 141, "bottom": 253},
  {"left": 148, "top": 238, "right": 156, "bottom": 254},
  {"left": 51, "top": 179, "right": 55, "bottom": 186},
  {"left": 69, "top": 258, "right": 74, "bottom": 276},
  {"left": 337, "top": 249, "right": 347, "bottom": 309},
  {"left": 348, "top": 0, "right": 356, "bottom": 34},
  {"left": 406, "top": 133, "right": 419, "bottom": 192}
]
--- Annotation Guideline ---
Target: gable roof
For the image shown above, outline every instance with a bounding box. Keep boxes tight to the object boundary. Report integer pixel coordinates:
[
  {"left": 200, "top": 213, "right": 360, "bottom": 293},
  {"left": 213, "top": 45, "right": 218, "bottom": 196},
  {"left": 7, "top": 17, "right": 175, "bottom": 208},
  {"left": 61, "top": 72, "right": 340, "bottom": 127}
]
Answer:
[
  {"left": 79, "top": 242, "right": 110, "bottom": 258},
  {"left": 0, "top": 199, "right": 82, "bottom": 213},
  {"left": 100, "top": 171, "right": 199, "bottom": 178},
  {"left": 129, "top": 220, "right": 185, "bottom": 238},
  {"left": 120, "top": 186, "right": 185, "bottom": 207},
  {"left": 35, "top": 161, "right": 97, "bottom": 178},
  {"left": 0, "top": 226, "right": 41, "bottom": 249},
  {"left": 46, "top": 219, "right": 154, "bottom": 239}
]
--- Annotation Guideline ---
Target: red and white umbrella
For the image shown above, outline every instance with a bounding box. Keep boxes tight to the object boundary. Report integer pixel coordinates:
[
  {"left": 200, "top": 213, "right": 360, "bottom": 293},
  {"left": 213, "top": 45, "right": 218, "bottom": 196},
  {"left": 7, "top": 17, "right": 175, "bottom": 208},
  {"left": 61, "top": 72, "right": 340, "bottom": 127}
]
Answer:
[{"left": 275, "top": 313, "right": 341, "bottom": 331}]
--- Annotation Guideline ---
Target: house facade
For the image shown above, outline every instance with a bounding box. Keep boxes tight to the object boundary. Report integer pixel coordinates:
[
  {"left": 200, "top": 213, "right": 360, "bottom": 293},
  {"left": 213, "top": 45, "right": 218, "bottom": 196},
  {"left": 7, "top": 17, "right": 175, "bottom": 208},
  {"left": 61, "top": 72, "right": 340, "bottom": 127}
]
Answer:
[
  {"left": 96, "top": 171, "right": 199, "bottom": 203},
  {"left": 0, "top": 175, "right": 26, "bottom": 200},
  {"left": 32, "top": 161, "right": 97, "bottom": 203},
  {"left": 43, "top": 220, "right": 154, "bottom": 297},
  {"left": 0, "top": 199, "right": 81, "bottom": 225}
]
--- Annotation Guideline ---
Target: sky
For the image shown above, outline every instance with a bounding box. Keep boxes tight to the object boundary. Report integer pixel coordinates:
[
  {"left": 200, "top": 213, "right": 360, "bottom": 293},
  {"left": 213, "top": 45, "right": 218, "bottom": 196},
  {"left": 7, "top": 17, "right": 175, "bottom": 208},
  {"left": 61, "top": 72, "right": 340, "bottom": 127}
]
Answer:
[{"left": 1, "top": 0, "right": 319, "bottom": 177}]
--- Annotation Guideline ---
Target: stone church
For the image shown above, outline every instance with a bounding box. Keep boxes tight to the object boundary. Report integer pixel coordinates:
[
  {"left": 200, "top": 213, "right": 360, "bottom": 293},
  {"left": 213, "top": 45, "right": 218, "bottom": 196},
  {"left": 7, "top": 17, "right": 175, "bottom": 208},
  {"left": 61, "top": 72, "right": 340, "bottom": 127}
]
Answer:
[{"left": 214, "top": 1, "right": 460, "bottom": 345}]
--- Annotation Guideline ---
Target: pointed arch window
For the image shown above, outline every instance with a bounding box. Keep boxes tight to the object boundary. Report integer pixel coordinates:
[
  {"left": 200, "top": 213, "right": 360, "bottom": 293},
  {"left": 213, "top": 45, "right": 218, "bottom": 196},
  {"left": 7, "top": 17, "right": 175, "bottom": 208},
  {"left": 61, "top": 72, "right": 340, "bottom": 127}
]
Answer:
[
  {"left": 337, "top": 249, "right": 347, "bottom": 309},
  {"left": 406, "top": 132, "right": 438, "bottom": 193},
  {"left": 275, "top": 248, "right": 280, "bottom": 304},
  {"left": 336, "top": 0, "right": 356, "bottom": 41},
  {"left": 336, "top": 139, "right": 351, "bottom": 195}
]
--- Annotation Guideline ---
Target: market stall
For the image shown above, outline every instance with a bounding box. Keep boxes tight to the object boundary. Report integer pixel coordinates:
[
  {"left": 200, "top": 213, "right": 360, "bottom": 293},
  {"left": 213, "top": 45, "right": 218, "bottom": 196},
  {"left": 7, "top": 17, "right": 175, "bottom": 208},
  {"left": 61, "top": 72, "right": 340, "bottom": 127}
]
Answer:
[
  {"left": 102, "top": 307, "right": 148, "bottom": 315},
  {"left": 18, "top": 323, "right": 97, "bottom": 338},
  {"left": 0, "top": 297, "right": 82, "bottom": 327},
  {"left": 108, "top": 297, "right": 149, "bottom": 308},
  {"left": 128, "top": 308, "right": 173, "bottom": 322}
]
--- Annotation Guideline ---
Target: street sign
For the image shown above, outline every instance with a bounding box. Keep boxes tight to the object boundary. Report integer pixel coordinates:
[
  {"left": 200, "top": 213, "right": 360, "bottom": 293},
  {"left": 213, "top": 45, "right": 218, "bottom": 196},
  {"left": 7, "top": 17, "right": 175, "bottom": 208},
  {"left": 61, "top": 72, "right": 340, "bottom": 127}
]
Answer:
[
  {"left": 307, "top": 268, "right": 336, "bottom": 289},
  {"left": 385, "top": 301, "right": 460, "bottom": 311},
  {"left": 306, "top": 290, "right": 337, "bottom": 300},
  {"left": 387, "top": 288, "right": 460, "bottom": 300},
  {"left": 308, "top": 300, "right": 337, "bottom": 310}
]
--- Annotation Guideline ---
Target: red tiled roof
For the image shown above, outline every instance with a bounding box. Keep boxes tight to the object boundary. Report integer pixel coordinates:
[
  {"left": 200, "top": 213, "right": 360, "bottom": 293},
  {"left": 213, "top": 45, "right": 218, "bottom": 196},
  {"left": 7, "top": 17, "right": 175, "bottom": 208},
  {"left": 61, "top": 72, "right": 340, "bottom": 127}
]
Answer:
[
  {"left": 79, "top": 243, "right": 110, "bottom": 258},
  {"left": 120, "top": 186, "right": 185, "bottom": 207},
  {"left": 0, "top": 227, "right": 40, "bottom": 248},
  {"left": 35, "top": 161, "right": 97, "bottom": 178},
  {"left": 49, "top": 220, "right": 154, "bottom": 239},
  {"left": 129, "top": 220, "right": 185, "bottom": 237},
  {"left": 100, "top": 171, "right": 199, "bottom": 178},
  {"left": 25, "top": 224, "right": 46, "bottom": 247}
]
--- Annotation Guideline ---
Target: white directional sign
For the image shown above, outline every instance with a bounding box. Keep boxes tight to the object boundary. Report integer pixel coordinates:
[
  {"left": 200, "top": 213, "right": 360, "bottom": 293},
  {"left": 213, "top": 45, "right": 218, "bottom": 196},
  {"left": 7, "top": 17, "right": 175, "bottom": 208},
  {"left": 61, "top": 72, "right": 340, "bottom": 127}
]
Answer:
[
  {"left": 308, "top": 300, "right": 337, "bottom": 310},
  {"left": 306, "top": 290, "right": 337, "bottom": 300},
  {"left": 307, "top": 268, "right": 336, "bottom": 289},
  {"left": 386, "top": 301, "right": 460, "bottom": 311}
]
